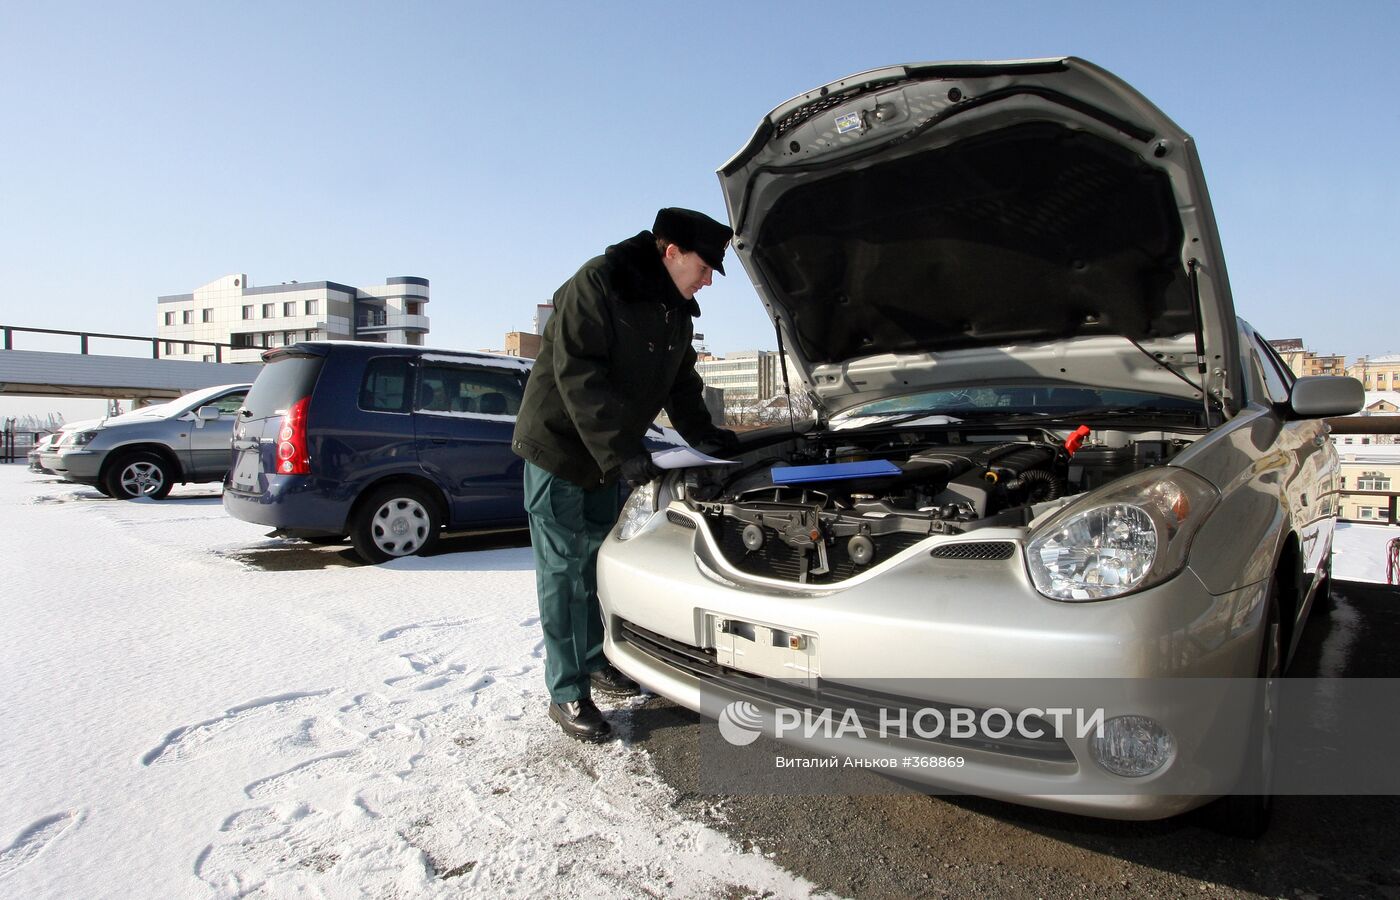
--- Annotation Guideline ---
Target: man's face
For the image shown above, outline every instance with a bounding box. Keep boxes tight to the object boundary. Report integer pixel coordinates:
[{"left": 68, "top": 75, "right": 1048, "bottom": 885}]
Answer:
[{"left": 663, "top": 245, "right": 713, "bottom": 300}]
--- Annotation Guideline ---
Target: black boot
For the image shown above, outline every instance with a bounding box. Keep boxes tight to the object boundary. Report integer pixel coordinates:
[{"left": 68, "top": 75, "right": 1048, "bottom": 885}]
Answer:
[
  {"left": 589, "top": 664, "right": 640, "bottom": 697},
  {"left": 548, "top": 698, "right": 612, "bottom": 742}
]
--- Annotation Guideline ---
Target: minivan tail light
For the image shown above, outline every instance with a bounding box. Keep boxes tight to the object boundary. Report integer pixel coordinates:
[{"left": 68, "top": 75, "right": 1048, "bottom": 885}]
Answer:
[{"left": 276, "top": 396, "right": 311, "bottom": 475}]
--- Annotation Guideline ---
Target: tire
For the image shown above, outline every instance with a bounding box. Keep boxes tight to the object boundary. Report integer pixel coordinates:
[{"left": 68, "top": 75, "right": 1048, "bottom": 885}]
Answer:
[
  {"left": 103, "top": 451, "right": 175, "bottom": 500},
  {"left": 1210, "top": 576, "right": 1281, "bottom": 838},
  {"left": 350, "top": 484, "right": 440, "bottom": 563},
  {"left": 94, "top": 482, "right": 112, "bottom": 497}
]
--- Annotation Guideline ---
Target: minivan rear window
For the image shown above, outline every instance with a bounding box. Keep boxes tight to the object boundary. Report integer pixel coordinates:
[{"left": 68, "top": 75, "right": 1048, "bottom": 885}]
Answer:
[
  {"left": 243, "top": 353, "right": 325, "bottom": 419},
  {"left": 360, "top": 357, "right": 413, "bottom": 413}
]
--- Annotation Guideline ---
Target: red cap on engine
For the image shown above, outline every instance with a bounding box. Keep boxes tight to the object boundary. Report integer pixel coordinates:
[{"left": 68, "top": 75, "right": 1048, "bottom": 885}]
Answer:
[{"left": 1064, "top": 425, "right": 1092, "bottom": 456}]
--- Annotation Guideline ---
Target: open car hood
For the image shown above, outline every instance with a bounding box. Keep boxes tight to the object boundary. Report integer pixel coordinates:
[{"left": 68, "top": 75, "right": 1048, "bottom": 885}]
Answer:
[{"left": 718, "top": 57, "right": 1239, "bottom": 416}]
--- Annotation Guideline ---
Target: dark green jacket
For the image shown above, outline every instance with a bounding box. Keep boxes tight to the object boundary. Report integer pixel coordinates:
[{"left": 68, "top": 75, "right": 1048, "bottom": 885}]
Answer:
[{"left": 512, "top": 231, "right": 720, "bottom": 487}]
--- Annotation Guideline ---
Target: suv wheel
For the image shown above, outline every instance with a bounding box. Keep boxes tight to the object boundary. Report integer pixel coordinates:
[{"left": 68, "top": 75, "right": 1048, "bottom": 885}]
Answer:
[
  {"left": 104, "top": 451, "right": 174, "bottom": 500},
  {"left": 351, "top": 484, "right": 440, "bottom": 563}
]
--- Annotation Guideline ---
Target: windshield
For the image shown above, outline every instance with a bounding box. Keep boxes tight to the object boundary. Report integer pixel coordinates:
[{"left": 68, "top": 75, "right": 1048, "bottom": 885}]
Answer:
[{"left": 832, "top": 384, "right": 1202, "bottom": 426}]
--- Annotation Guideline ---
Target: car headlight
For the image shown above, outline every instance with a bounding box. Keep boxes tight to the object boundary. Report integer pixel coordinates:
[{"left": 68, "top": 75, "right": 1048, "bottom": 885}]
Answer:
[
  {"left": 68, "top": 430, "right": 101, "bottom": 446},
  {"left": 615, "top": 481, "right": 658, "bottom": 541},
  {"left": 1026, "top": 467, "right": 1218, "bottom": 601}
]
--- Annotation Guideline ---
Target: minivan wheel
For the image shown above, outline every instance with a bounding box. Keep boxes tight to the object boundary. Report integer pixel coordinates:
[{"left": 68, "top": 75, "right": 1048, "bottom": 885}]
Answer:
[
  {"left": 351, "top": 484, "right": 440, "bottom": 563},
  {"left": 104, "top": 451, "right": 174, "bottom": 500}
]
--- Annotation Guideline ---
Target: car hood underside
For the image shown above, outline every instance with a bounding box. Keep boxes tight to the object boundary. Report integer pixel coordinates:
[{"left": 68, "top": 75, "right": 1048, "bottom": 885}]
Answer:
[{"left": 718, "top": 57, "right": 1238, "bottom": 415}]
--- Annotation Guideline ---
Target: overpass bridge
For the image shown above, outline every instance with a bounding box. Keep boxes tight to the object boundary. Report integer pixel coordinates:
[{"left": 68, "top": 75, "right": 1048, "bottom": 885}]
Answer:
[{"left": 1, "top": 325, "right": 260, "bottom": 404}]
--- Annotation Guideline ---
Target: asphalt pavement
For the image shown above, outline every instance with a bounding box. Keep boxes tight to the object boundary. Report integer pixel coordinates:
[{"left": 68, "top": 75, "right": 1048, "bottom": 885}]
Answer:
[{"left": 620, "top": 580, "right": 1400, "bottom": 899}]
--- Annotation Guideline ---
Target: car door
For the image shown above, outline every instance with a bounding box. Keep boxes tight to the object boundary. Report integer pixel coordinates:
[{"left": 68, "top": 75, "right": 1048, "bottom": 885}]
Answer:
[
  {"left": 413, "top": 359, "right": 527, "bottom": 527},
  {"left": 188, "top": 388, "right": 249, "bottom": 478},
  {"left": 1250, "top": 332, "right": 1335, "bottom": 581}
]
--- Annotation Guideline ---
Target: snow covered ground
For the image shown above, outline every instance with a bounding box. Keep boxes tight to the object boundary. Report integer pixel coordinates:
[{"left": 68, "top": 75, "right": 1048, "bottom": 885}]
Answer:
[
  {"left": 0, "top": 466, "right": 819, "bottom": 898},
  {"left": 1333, "top": 521, "right": 1400, "bottom": 584}
]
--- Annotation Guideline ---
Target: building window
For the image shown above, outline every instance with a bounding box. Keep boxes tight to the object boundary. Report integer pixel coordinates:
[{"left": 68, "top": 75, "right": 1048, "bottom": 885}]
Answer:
[
  {"left": 202, "top": 308, "right": 213, "bottom": 323},
  {"left": 202, "top": 354, "right": 215, "bottom": 362},
  {"left": 304, "top": 300, "right": 318, "bottom": 315},
  {"left": 163, "top": 341, "right": 173, "bottom": 355},
  {"left": 1358, "top": 472, "right": 1391, "bottom": 491},
  {"left": 241, "top": 305, "right": 253, "bottom": 320},
  {"left": 264, "top": 332, "right": 275, "bottom": 347},
  {"left": 305, "top": 330, "right": 319, "bottom": 341},
  {"left": 262, "top": 303, "right": 275, "bottom": 318},
  {"left": 1358, "top": 507, "right": 1378, "bottom": 520},
  {"left": 283, "top": 331, "right": 295, "bottom": 345},
  {"left": 406, "top": 301, "right": 421, "bottom": 315},
  {"left": 164, "top": 311, "right": 175, "bottom": 326},
  {"left": 283, "top": 301, "right": 296, "bottom": 317},
  {"left": 182, "top": 310, "right": 192, "bottom": 324},
  {"left": 182, "top": 342, "right": 191, "bottom": 354}
]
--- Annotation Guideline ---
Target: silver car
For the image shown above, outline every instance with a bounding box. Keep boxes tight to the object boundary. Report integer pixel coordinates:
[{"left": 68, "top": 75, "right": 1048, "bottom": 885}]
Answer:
[
  {"left": 597, "top": 58, "right": 1363, "bottom": 834},
  {"left": 48, "top": 383, "right": 252, "bottom": 499},
  {"left": 27, "top": 432, "right": 61, "bottom": 473}
]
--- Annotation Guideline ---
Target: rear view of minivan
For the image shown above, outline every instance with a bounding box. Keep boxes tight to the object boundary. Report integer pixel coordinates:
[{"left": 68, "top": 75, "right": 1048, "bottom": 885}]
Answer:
[{"left": 224, "top": 341, "right": 530, "bottom": 562}]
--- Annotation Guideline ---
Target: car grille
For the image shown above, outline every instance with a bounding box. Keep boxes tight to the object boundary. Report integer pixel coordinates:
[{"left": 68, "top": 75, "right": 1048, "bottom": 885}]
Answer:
[
  {"left": 619, "top": 620, "right": 1074, "bottom": 763},
  {"left": 929, "top": 542, "right": 1016, "bottom": 561},
  {"left": 666, "top": 510, "right": 697, "bottom": 530},
  {"left": 704, "top": 517, "right": 925, "bottom": 584}
]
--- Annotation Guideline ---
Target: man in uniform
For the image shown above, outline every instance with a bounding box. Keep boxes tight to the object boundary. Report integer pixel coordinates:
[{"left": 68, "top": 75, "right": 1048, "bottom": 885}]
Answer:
[{"left": 512, "top": 207, "right": 739, "bottom": 741}]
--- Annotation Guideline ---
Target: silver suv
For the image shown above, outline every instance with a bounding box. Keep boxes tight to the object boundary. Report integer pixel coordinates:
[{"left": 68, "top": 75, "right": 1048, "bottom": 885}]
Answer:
[{"left": 49, "top": 383, "right": 252, "bottom": 499}]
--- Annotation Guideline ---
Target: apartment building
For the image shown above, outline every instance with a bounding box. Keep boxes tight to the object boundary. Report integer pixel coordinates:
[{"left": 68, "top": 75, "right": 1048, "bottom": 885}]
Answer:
[
  {"left": 695, "top": 350, "right": 780, "bottom": 404},
  {"left": 1267, "top": 338, "right": 1349, "bottom": 378},
  {"left": 1338, "top": 444, "right": 1400, "bottom": 522},
  {"left": 1349, "top": 354, "right": 1400, "bottom": 392},
  {"left": 156, "top": 274, "right": 430, "bottom": 363}
]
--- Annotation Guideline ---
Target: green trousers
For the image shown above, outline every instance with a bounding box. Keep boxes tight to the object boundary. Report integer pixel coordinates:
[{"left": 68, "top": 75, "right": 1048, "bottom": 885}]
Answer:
[{"left": 523, "top": 461, "right": 620, "bottom": 703}]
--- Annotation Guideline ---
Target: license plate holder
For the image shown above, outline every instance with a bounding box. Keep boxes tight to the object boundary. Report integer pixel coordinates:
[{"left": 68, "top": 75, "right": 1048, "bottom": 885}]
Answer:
[
  {"left": 231, "top": 449, "right": 261, "bottom": 492},
  {"left": 708, "top": 615, "right": 819, "bottom": 687}
]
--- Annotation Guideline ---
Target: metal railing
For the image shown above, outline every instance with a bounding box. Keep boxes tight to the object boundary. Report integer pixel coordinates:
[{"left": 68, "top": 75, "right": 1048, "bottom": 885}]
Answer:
[{"left": 1, "top": 324, "right": 236, "bottom": 362}]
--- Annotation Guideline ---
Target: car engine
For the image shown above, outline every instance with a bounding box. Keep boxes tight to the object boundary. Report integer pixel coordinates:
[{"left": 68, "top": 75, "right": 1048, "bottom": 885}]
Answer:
[{"left": 677, "top": 426, "right": 1193, "bottom": 584}]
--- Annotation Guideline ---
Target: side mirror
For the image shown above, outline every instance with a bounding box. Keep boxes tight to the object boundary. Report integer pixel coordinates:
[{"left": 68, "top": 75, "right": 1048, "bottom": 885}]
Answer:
[
  {"left": 1290, "top": 376, "right": 1363, "bottom": 418},
  {"left": 197, "top": 405, "right": 223, "bottom": 422}
]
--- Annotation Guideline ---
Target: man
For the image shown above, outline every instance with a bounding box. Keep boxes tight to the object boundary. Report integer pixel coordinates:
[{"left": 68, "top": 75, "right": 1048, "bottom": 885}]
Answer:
[{"left": 512, "top": 207, "right": 739, "bottom": 742}]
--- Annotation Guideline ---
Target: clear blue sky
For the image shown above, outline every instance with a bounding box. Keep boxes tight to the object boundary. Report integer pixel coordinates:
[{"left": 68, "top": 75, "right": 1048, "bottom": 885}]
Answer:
[{"left": 2, "top": 1, "right": 1397, "bottom": 418}]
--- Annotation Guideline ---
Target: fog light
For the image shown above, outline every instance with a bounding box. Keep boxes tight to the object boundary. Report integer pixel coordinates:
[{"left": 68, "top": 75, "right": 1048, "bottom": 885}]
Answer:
[{"left": 1089, "top": 715, "right": 1175, "bottom": 777}]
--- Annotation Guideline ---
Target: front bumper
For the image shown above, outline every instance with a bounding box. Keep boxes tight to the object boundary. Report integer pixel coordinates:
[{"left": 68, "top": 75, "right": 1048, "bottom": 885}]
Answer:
[
  {"left": 50, "top": 448, "right": 101, "bottom": 485},
  {"left": 597, "top": 502, "right": 1270, "bottom": 820}
]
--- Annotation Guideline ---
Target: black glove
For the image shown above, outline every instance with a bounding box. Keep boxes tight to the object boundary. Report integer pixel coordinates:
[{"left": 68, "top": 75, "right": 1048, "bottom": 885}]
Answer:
[
  {"left": 696, "top": 428, "right": 742, "bottom": 457},
  {"left": 620, "top": 453, "right": 662, "bottom": 488}
]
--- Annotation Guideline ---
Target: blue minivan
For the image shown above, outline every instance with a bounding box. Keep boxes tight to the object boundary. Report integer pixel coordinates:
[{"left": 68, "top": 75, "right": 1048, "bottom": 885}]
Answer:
[{"left": 223, "top": 341, "right": 533, "bottom": 562}]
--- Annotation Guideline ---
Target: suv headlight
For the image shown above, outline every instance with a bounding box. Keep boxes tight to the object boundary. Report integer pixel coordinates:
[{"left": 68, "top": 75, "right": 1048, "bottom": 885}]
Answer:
[
  {"left": 615, "top": 482, "right": 658, "bottom": 541},
  {"left": 1026, "top": 468, "right": 1218, "bottom": 601},
  {"left": 67, "top": 430, "right": 101, "bottom": 447}
]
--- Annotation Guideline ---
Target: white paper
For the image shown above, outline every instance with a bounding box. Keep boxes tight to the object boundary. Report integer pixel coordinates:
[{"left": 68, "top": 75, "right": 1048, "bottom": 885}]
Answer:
[{"left": 650, "top": 445, "right": 741, "bottom": 469}]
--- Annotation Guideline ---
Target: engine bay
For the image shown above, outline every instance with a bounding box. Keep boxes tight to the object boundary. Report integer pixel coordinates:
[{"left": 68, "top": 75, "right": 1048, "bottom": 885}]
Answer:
[{"left": 678, "top": 424, "right": 1196, "bottom": 584}]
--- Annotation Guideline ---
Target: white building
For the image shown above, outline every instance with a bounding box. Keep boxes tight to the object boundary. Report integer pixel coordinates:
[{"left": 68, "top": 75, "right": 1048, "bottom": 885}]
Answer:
[
  {"left": 695, "top": 350, "right": 781, "bottom": 404},
  {"left": 156, "top": 274, "right": 430, "bottom": 363}
]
